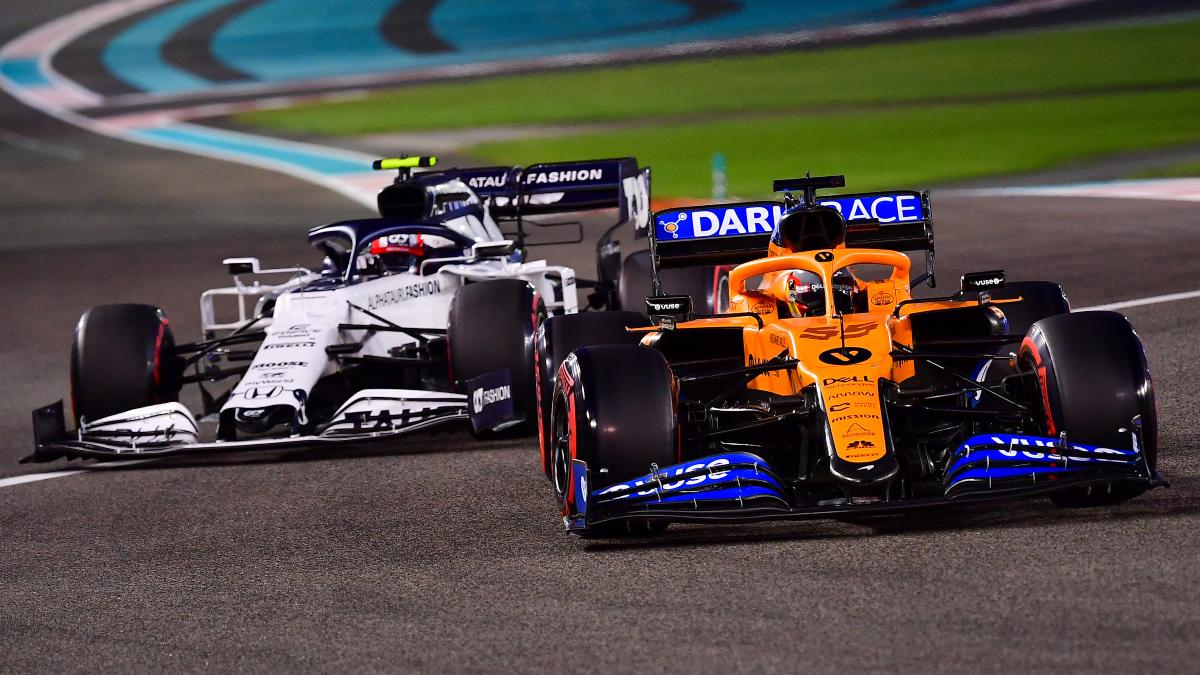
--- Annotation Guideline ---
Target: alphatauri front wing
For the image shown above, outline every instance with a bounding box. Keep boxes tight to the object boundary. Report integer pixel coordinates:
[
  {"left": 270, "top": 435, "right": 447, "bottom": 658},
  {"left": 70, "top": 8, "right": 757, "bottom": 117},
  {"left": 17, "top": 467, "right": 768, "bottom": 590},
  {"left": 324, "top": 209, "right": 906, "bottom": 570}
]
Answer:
[{"left": 27, "top": 389, "right": 472, "bottom": 462}]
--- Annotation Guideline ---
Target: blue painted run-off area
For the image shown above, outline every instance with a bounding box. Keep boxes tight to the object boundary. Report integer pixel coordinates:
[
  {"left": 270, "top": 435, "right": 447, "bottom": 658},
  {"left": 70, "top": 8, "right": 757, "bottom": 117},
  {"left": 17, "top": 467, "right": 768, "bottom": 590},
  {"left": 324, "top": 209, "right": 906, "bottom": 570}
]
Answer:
[
  {"left": 102, "top": 0, "right": 1003, "bottom": 94},
  {"left": 0, "top": 59, "right": 52, "bottom": 87}
]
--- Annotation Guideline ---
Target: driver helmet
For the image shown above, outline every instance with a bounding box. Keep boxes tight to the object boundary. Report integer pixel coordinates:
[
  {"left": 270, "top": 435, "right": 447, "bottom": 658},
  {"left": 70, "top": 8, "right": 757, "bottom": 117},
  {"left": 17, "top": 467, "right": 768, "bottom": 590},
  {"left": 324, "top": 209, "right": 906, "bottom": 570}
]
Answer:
[
  {"left": 785, "top": 268, "right": 860, "bottom": 317},
  {"left": 359, "top": 233, "right": 426, "bottom": 274}
]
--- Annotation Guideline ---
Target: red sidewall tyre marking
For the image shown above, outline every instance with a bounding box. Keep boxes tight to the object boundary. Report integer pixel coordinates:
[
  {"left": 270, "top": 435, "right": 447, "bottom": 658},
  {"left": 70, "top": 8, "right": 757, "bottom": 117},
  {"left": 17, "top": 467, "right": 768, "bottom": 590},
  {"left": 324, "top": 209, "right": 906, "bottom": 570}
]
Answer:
[
  {"left": 152, "top": 318, "right": 168, "bottom": 401},
  {"left": 556, "top": 362, "right": 578, "bottom": 516},
  {"left": 1022, "top": 336, "right": 1056, "bottom": 435}
]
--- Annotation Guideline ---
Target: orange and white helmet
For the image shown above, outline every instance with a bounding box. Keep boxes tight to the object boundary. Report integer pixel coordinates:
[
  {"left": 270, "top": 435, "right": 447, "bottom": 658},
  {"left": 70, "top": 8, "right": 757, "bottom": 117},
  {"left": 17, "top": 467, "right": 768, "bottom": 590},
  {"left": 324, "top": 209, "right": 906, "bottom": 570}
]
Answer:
[{"left": 784, "top": 268, "right": 860, "bottom": 317}]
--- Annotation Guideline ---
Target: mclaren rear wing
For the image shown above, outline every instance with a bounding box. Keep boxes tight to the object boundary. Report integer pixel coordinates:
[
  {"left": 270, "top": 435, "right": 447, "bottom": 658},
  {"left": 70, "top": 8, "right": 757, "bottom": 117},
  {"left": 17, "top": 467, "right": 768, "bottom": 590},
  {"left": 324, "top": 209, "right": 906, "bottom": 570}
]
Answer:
[{"left": 650, "top": 182, "right": 937, "bottom": 288}]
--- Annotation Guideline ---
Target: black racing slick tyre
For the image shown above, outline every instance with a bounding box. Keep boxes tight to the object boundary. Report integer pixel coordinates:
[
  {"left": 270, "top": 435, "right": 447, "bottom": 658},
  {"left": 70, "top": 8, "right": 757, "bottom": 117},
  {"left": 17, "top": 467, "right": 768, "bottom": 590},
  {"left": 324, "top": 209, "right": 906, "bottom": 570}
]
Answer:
[
  {"left": 70, "top": 304, "right": 180, "bottom": 425},
  {"left": 616, "top": 249, "right": 653, "bottom": 312},
  {"left": 447, "top": 279, "right": 543, "bottom": 436},
  {"left": 978, "top": 281, "right": 1072, "bottom": 382},
  {"left": 617, "top": 249, "right": 723, "bottom": 313},
  {"left": 1019, "top": 311, "right": 1157, "bottom": 507},
  {"left": 993, "top": 281, "right": 1070, "bottom": 338},
  {"left": 534, "top": 311, "right": 652, "bottom": 477},
  {"left": 552, "top": 345, "right": 678, "bottom": 537}
]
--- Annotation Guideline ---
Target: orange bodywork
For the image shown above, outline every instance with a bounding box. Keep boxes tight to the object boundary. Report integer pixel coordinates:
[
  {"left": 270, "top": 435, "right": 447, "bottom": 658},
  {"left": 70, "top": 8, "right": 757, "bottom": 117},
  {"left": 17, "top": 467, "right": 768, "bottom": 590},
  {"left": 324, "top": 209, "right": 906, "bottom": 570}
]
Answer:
[{"left": 639, "top": 247, "right": 1004, "bottom": 469}]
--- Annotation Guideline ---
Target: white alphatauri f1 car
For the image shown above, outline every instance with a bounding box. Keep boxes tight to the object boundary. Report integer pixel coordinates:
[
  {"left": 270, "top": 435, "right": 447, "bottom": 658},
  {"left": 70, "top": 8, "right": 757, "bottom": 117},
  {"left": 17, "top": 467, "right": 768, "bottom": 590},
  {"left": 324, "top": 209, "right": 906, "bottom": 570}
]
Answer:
[{"left": 28, "top": 156, "right": 651, "bottom": 462}]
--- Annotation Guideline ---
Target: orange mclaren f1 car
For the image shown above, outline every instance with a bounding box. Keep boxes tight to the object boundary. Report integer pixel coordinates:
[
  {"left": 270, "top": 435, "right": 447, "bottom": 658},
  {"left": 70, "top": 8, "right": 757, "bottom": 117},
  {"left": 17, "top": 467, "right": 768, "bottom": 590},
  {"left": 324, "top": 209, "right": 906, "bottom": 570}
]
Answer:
[{"left": 533, "top": 175, "right": 1163, "bottom": 536}]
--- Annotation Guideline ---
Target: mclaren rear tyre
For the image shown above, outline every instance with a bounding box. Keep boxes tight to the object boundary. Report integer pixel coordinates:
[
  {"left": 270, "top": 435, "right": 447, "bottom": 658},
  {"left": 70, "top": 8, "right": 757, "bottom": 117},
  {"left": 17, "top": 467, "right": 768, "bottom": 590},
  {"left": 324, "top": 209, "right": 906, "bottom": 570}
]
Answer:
[
  {"left": 447, "top": 279, "right": 543, "bottom": 436},
  {"left": 978, "top": 281, "right": 1072, "bottom": 382},
  {"left": 552, "top": 345, "right": 678, "bottom": 537},
  {"left": 1019, "top": 311, "right": 1157, "bottom": 507},
  {"left": 534, "top": 311, "right": 652, "bottom": 477},
  {"left": 71, "top": 304, "right": 181, "bottom": 425},
  {"left": 617, "top": 249, "right": 723, "bottom": 313}
]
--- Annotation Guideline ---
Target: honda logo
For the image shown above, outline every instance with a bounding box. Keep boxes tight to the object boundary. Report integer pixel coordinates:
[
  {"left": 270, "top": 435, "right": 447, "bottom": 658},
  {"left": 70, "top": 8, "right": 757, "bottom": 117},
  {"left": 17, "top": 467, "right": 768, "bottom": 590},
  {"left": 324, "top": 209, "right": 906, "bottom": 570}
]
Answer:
[{"left": 246, "top": 386, "right": 284, "bottom": 400}]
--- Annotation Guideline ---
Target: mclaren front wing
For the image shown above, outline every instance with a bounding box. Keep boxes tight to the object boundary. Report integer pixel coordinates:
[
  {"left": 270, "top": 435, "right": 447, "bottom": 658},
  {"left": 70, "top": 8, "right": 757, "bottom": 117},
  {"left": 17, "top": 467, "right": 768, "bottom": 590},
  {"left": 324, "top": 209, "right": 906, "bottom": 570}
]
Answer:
[{"left": 562, "top": 431, "right": 1164, "bottom": 531}]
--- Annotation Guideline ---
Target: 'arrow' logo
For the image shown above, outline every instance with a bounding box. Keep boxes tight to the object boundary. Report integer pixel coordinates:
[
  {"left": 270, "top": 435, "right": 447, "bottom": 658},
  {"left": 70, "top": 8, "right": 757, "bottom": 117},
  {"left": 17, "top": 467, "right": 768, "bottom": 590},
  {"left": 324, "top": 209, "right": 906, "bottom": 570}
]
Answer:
[{"left": 818, "top": 346, "right": 872, "bottom": 366}]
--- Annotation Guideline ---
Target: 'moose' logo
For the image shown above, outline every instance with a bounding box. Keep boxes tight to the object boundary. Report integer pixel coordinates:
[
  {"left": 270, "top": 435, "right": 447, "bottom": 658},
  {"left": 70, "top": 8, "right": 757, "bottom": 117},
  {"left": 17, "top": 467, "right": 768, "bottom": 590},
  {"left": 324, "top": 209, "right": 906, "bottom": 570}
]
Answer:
[{"left": 253, "top": 361, "right": 307, "bottom": 369}]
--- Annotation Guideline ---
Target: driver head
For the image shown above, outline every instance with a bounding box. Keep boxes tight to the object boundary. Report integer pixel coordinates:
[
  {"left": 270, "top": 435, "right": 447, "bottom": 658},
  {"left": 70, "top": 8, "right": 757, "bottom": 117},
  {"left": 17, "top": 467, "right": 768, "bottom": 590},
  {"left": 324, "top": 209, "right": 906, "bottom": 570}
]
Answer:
[{"left": 769, "top": 205, "right": 847, "bottom": 256}]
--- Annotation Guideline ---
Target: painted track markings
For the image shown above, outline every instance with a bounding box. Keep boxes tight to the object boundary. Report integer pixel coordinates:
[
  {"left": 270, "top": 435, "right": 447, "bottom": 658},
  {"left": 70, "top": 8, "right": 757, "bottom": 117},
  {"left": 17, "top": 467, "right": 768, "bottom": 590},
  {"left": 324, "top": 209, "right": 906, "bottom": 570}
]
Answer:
[
  {"left": 948, "top": 178, "right": 1200, "bottom": 203},
  {"left": 1077, "top": 288, "right": 1200, "bottom": 312},
  {"left": 0, "top": 459, "right": 155, "bottom": 489}
]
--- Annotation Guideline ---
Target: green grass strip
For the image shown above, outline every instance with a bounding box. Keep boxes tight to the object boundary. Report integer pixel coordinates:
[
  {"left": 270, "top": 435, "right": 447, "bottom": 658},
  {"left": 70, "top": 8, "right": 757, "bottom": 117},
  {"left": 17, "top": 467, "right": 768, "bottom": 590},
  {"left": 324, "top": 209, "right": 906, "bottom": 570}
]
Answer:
[
  {"left": 236, "top": 18, "right": 1200, "bottom": 135},
  {"left": 468, "top": 90, "right": 1200, "bottom": 197}
]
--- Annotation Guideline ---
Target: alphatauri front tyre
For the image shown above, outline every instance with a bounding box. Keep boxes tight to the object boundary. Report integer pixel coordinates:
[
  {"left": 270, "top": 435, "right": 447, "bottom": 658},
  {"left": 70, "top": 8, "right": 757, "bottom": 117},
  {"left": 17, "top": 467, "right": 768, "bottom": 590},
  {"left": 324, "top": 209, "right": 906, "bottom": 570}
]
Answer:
[
  {"left": 71, "top": 304, "right": 180, "bottom": 424},
  {"left": 447, "top": 279, "right": 543, "bottom": 436}
]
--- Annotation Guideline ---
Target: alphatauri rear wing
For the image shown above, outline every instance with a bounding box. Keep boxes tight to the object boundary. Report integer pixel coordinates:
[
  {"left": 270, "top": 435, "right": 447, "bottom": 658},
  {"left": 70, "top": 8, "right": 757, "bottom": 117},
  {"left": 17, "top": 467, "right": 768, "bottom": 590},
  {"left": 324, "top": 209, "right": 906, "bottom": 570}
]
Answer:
[{"left": 452, "top": 157, "right": 650, "bottom": 226}]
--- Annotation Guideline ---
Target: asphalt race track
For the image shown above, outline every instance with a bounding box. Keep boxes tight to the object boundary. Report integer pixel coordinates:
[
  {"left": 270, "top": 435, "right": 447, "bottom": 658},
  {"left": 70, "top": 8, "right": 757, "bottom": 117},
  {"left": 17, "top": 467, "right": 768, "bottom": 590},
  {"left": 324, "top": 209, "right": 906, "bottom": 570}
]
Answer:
[{"left": 4, "top": 3, "right": 1200, "bottom": 673}]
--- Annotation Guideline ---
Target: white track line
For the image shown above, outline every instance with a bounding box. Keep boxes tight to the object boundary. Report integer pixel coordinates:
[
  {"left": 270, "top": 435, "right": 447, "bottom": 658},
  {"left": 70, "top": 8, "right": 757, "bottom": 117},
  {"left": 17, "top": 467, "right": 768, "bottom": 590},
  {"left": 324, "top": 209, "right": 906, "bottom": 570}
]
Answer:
[
  {"left": 0, "top": 470, "right": 89, "bottom": 487},
  {"left": 0, "top": 459, "right": 156, "bottom": 489},
  {"left": 1076, "top": 289, "right": 1200, "bottom": 312},
  {"left": 945, "top": 178, "right": 1200, "bottom": 203}
]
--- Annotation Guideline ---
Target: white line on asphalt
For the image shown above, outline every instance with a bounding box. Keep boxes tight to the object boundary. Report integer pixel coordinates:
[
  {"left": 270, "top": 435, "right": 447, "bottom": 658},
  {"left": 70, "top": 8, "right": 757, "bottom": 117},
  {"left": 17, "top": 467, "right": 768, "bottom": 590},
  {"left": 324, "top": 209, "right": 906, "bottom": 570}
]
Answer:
[
  {"left": 1076, "top": 289, "right": 1200, "bottom": 312},
  {"left": 0, "top": 469, "right": 88, "bottom": 487},
  {"left": 0, "top": 459, "right": 155, "bottom": 489},
  {"left": 944, "top": 178, "right": 1200, "bottom": 203},
  {"left": 0, "top": 129, "right": 84, "bottom": 160}
]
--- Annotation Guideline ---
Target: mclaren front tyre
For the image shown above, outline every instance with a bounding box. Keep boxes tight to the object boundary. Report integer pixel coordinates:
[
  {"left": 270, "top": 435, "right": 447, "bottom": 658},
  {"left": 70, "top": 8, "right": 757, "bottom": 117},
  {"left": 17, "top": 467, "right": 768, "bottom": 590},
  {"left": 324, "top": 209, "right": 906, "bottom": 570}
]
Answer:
[
  {"left": 551, "top": 344, "right": 678, "bottom": 537},
  {"left": 1020, "top": 311, "right": 1157, "bottom": 507}
]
